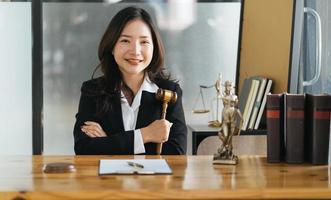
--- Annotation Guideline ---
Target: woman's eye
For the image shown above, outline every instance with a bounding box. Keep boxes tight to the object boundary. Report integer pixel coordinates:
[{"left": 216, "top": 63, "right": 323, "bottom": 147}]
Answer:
[
  {"left": 120, "top": 39, "right": 130, "bottom": 43},
  {"left": 141, "top": 40, "right": 150, "bottom": 45}
]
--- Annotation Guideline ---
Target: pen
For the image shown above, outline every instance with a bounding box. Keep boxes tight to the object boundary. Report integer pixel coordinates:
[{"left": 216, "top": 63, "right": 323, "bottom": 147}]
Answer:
[{"left": 127, "top": 161, "right": 144, "bottom": 169}]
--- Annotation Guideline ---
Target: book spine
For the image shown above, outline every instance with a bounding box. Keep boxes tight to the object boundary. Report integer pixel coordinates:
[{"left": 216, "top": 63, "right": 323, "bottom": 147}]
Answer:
[
  {"left": 254, "top": 79, "right": 273, "bottom": 129},
  {"left": 306, "top": 94, "right": 331, "bottom": 165},
  {"left": 285, "top": 94, "right": 305, "bottom": 163},
  {"left": 242, "top": 80, "right": 260, "bottom": 130},
  {"left": 266, "top": 94, "right": 284, "bottom": 163},
  {"left": 239, "top": 78, "right": 251, "bottom": 114},
  {"left": 248, "top": 78, "right": 267, "bottom": 130}
]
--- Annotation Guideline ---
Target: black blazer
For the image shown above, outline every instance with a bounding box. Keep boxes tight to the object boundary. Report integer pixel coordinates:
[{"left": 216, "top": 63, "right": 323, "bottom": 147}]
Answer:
[{"left": 73, "top": 77, "right": 187, "bottom": 155}]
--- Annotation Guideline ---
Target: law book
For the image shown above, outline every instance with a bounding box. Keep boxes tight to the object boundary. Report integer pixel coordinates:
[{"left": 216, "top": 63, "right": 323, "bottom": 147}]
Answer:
[
  {"left": 242, "top": 80, "right": 260, "bottom": 130},
  {"left": 239, "top": 77, "right": 252, "bottom": 114},
  {"left": 248, "top": 78, "right": 267, "bottom": 129},
  {"left": 305, "top": 93, "right": 331, "bottom": 165},
  {"left": 239, "top": 76, "right": 263, "bottom": 120},
  {"left": 254, "top": 79, "right": 273, "bottom": 129},
  {"left": 266, "top": 93, "right": 285, "bottom": 163},
  {"left": 241, "top": 79, "right": 256, "bottom": 130},
  {"left": 285, "top": 93, "right": 305, "bottom": 163}
]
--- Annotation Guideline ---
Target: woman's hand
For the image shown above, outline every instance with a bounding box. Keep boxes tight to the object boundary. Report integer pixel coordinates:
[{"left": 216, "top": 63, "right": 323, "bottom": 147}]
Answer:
[
  {"left": 81, "top": 121, "right": 107, "bottom": 138},
  {"left": 140, "top": 119, "right": 172, "bottom": 143}
]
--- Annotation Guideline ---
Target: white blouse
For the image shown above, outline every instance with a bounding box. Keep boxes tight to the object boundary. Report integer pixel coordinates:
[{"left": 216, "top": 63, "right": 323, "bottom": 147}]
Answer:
[{"left": 120, "top": 75, "right": 159, "bottom": 154}]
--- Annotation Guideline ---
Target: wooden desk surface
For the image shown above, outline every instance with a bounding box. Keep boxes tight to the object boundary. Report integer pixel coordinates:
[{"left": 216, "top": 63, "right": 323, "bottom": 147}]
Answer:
[{"left": 0, "top": 155, "right": 330, "bottom": 199}]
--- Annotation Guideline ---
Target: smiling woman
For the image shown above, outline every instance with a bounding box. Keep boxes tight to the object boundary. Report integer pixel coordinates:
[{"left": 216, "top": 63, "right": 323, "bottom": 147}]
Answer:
[
  {"left": 113, "top": 19, "right": 154, "bottom": 80},
  {"left": 73, "top": 6, "right": 187, "bottom": 155},
  {"left": 41, "top": 1, "right": 242, "bottom": 155}
]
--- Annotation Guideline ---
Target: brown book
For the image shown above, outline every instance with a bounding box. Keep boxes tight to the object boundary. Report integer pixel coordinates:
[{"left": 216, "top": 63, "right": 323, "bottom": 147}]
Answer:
[
  {"left": 285, "top": 94, "right": 305, "bottom": 163},
  {"left": 305, "top": 94, "right": 331, "bottom": 165},
  {"left": 266, "top": 93, "right": 284, "bottom": 163}
]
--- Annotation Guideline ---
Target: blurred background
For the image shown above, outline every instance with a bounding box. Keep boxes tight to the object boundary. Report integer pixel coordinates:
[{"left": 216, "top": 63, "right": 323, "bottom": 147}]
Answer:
[
  {"left": 0, "top": 0, "right": 242, "bottom": 155},
  {"left": 1, "top": 0, "right": 330, "bottom": 155}
]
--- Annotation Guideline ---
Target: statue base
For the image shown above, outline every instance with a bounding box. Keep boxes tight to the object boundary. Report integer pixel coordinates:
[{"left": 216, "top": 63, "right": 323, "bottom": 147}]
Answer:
[{"left": 213, "top": 155, "right": 238, "bottom": 165}]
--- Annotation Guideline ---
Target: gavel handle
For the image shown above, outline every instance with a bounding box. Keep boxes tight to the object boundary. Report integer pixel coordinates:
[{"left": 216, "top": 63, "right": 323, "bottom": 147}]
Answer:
[
  {"left": 161, "top": 102, "right": 168, "bottom": 119},
  {"left": 156, "top": 143, "right": 163, "bottom": 155},
  {"left": 157, "top": 102, "right": 168, "bottom": 155}
]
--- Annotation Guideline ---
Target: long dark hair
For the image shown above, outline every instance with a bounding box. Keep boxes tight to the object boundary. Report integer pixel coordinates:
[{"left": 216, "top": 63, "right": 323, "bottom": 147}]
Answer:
[{"left": 91, "top": 6, "right": 168, "bottom": 115}]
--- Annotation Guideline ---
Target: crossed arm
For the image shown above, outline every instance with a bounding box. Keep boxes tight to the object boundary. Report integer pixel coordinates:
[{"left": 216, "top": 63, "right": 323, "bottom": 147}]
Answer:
[{"left": 74, "top": 82, "right": 187, "bottom": 155}]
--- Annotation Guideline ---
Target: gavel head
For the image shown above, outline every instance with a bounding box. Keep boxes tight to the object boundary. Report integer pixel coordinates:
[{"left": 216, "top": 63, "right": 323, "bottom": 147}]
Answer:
[{"left": 156, "top": 88, "right": 177, "bottom": 104}]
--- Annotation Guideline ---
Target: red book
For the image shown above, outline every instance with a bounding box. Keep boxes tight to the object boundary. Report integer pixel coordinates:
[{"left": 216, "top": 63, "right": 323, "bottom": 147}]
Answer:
[
  {"left": 266, "top": 93, "right": 285, "bottom": 163},
  {"left": 305, "top": 94, "right": 331, "bottom": 165},
  {"left": 285, "top": 94, "right": 305, "bottom": 163}
]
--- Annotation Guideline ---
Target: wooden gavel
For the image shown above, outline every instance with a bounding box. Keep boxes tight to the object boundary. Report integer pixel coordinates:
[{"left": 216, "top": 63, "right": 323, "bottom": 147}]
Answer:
[{"left": 155, "top": 88, "right": 177, "bottom": 155}]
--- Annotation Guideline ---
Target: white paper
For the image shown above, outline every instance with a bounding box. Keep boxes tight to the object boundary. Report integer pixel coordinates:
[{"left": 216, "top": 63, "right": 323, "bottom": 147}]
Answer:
[{"left": 99, "top": 159, "right": 172, "bottom": 175}]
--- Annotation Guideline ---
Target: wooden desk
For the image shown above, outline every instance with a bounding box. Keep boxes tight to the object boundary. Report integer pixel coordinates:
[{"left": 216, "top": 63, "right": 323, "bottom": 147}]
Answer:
[{"left": 1, "top": 155, "right": 330, "bottom": 199}]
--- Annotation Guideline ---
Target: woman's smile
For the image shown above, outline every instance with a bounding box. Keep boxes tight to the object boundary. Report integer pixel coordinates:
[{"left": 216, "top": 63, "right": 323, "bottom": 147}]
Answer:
[{"left": 125, "top": 58, "right": 143, "bottom": 65}]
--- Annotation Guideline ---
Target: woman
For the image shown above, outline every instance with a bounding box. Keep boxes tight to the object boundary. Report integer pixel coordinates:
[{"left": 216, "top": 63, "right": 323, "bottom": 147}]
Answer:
[{"left": 73, "top": 6, "right": 187, "bottom": 155}]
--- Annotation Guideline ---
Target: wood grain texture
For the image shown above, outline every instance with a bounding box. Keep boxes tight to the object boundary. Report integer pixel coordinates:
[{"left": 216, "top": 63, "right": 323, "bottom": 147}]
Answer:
[{"left": 0, "top": 155, "right": 330, "bottom": 199}]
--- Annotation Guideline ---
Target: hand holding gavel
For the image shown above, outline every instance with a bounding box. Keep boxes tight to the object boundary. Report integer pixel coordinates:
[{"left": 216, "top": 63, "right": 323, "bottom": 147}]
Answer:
[{"left": 155, "top": 88, "right": 177, "bottom": 155}]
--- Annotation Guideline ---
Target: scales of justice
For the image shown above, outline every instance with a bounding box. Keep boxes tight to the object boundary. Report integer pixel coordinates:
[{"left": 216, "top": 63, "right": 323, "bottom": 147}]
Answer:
[{"left": 192, "top": 74, "right": 243, "bottom": 165}]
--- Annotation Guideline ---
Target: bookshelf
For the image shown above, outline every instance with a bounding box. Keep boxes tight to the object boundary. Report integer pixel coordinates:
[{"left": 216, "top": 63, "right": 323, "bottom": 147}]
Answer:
[{"left": 241, "top": 129, "right": 267, "bottom": 135}]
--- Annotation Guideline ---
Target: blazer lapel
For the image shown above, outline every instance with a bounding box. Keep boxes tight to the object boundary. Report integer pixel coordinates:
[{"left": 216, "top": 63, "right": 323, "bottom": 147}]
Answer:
[
  {"left": 105, "top": 97, "right": 125, "bottom": 133},
  {"left": 136, "top": 91, "right": 161, "bottom": 129}
]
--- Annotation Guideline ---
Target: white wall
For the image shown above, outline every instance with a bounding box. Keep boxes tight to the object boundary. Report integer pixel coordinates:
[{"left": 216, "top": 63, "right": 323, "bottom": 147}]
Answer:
[{"left": 0, "top": 2, "right": 32, "bottom": 155}]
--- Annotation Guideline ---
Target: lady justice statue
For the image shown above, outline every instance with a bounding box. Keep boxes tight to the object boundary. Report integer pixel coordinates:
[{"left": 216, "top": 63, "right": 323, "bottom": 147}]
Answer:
[{"left": 213, "top": 80, "right": 243, "bottom": 165}]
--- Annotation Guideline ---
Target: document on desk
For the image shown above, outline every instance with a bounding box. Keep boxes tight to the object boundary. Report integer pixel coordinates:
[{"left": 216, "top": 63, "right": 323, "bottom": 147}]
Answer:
[{"left": 98, "top": 159, "right": 172, "bottom": 175}]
